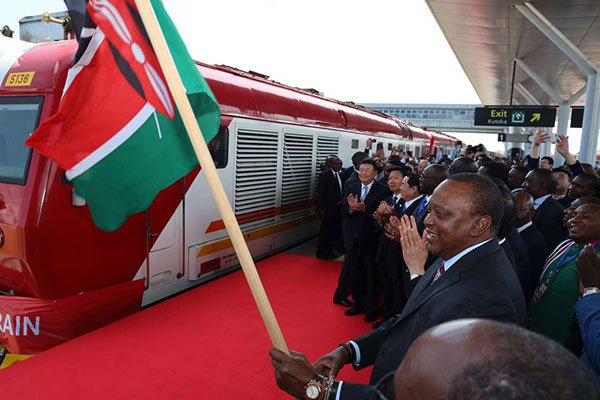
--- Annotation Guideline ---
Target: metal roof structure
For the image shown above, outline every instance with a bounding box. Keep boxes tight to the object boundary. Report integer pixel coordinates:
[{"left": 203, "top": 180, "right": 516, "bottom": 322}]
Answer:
[{"left": 425, "top": 0, "right": 600, "bottom": 162}]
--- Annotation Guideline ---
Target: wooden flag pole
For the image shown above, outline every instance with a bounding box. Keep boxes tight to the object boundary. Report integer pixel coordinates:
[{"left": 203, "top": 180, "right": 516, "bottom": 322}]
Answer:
[{"left": 134, "top": 0, "right": 289, "bottom": 354}]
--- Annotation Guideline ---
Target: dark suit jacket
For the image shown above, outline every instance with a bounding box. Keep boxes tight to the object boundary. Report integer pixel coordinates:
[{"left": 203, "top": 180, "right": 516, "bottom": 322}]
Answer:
[
  {"left": 341, "top": 180, "right": 391, "bottom": 250},
  {"left": 519, "top": 223, "right": 551, "bottom": 303},
  {"left": 375, "top": 194, "right": 404, "bottom": 263},
  {"left": 342, "top": 169, "right": 359, "bottom": 192},
  {"left": 505, "top": 229, "right": 531, "bottom": 290},
  {"left": 339, "top": 239, "right": 527, "bottom": 399},
  {"left": 317, "top": 169, "right": 343, "bottom": 213},
  {"left": 532, "top": 196, "right": 568, "bottom": 250}
]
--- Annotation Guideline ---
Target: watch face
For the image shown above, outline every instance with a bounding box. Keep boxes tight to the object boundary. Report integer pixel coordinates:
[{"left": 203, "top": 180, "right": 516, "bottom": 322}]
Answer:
[{"left": 306, "top": 384, "right": 320, "bottom": 399}]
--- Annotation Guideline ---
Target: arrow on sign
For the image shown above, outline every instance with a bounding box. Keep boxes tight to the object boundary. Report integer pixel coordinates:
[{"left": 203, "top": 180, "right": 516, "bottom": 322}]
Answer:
[{"left": 530, "top": 113, "right": 541, "bottom": 122}]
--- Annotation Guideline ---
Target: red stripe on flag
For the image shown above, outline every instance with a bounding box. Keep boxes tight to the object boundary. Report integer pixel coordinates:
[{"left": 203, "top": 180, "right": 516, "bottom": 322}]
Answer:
[
  {"left": 88, "top": 0, "right": 174, "bottom": 118},
  {"left": 26, "top": 39, "right": 146, "bottom": 170}
]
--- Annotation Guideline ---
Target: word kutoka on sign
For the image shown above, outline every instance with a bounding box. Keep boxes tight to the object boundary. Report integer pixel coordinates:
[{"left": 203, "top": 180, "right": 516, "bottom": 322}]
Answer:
[{"left": 474, "top": 106, "right": 557, "bottom": 127}]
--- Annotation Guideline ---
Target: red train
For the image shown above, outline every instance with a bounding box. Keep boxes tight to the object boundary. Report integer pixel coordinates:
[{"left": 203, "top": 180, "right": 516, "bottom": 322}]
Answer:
[{"left": 0, "top": 35, "right": 457, "bottom": 354}]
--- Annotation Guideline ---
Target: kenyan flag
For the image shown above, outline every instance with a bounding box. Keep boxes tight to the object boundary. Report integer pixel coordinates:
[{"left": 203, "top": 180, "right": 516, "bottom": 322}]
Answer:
[{"left": 26, "top": 0, "right": 220, "bottom": 231}]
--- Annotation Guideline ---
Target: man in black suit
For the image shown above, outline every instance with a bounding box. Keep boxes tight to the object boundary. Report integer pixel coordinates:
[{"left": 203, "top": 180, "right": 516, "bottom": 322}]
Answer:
[
  {"left": 414, "top": 165, "right": 449, "bottom": 232},
  {"left": 522, "top": 169, "right": 569, "bottom": 249},
  {"left": 269, "top": 174, "right": 526, "bottom": 400},
  {"left": 341, "top": 159, "right": 391, "bottom": 321},
  {"left": 373, "top": 167, "right": 415, "bottom": 322},
  {"left": 339, "top": 151, "right": 368, "bottom": 190},
  {"left": 514, "top": 191, "right": 551, "bottom": 304},
  {"left": 333, "top": 151, "right": 369, "bottom": 306},
  {"left": 316, "top": 155, "right": 344, "bottom": 260}
]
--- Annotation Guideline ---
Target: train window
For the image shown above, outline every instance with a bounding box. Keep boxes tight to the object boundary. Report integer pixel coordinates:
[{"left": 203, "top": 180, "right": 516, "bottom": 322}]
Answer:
[
  {"left": 387, "top": 143, "right": 393, "bottom": 151},
  {"left": 351, "top": 139, "right": 359, "bottom": 149},
  {"left": 208, "top": 125, "right": 229, "bottom": 168},
  {"left": 0, "top": 96, "right": 44, "bottom": 185}
]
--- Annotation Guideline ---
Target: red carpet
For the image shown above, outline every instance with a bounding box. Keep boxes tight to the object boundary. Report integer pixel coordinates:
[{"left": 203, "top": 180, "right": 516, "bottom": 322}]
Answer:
[{"left": 0, "top": 253, "right": 373, "bottom": 399}]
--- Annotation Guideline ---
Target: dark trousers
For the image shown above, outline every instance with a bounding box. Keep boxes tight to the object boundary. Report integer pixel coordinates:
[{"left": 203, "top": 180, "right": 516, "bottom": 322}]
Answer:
[
  {"left": 378, "top": 247, "right": 407, "bottom": 320},
  {"left": 317, "top": 211, "right": 342, "bottom": 257},
  {"left": 347, "top": 246, "right": 381, "bottom": 314},
  {"left": 333, "top": 256, "right": 352, "bottom": 302}
]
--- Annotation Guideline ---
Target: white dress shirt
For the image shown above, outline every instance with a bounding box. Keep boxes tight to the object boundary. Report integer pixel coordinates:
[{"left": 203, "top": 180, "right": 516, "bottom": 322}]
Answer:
[
  {"left": 533, "top": 194, "right": 552, "bottom": 210},
  {"left": 403, "top": 194, "right": 424, "bottom": 212},
  {"left": 517, "top": 221, "right": 533, "bottom": 234}
]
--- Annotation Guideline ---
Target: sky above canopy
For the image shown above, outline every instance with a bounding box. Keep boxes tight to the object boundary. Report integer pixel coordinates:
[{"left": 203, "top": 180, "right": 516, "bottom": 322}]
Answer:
[{"left": 1, "top": 1, "right": 536, "bottom": 153}]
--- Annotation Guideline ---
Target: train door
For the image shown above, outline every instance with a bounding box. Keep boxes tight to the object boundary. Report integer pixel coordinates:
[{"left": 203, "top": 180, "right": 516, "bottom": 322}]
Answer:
[{"left": 144, "top": 179, "right": 185, "bottom": 292}]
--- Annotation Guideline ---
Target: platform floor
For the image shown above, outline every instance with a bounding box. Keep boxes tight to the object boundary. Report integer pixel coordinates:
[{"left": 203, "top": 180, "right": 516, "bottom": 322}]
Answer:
[{"left": 0, "top": 252, "right": 372, "bottom": 399}]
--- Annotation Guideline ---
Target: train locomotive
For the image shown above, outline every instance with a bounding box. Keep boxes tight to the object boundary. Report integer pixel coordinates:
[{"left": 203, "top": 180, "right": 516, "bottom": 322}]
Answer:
[{"left": 0, "top": 35, "right": 456, "bottom": 354}]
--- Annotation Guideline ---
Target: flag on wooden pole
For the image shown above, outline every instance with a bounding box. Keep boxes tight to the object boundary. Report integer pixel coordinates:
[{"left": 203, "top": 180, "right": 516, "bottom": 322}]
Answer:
[{"left": 26, "top": 0, "right": 220, "bottom": 231}]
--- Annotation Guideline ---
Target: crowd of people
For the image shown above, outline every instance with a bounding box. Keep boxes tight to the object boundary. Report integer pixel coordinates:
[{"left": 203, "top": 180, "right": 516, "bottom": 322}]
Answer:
[{"left": 271, "top": 132, "right": 600, "bottom": 399}]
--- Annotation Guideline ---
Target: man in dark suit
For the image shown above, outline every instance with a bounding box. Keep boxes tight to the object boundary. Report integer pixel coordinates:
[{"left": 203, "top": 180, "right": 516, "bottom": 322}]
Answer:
[
  {"left": 414, "top": 165, "right": 449, "bottom": 232},
  {"left": 380, "top": 173, "right": 426, "bottom": 307},
  {"left": 514, "top": 191, "right": 551, "bottom": 303},
  {"left": 522, "top": 169, "right": 569, "bottom": 249},
  {"left": 523, "top": 168, "right": 569, "bottom": 249},
  {"left": 339, "top": 151, "right": 368, "bottom": 190},
  {"left": 316, "top": 155, "right": 344, "bottom": 260},
  {"left": 373, "top": 167, "right": 415, "bottom": 322},
  {"left": 333, "top": 151, "right": 369, "bottom": 306},
  {"left": 341, "top": 158, "right": 391, "bottom": 321},
  {"left": 269, "top": 174, "right": 527, "bottom": 400}
]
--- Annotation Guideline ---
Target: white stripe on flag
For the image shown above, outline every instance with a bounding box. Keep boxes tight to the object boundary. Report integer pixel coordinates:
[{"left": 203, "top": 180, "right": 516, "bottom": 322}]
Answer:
[
  {"left": 64, "top": 30, "right": 106, "bottom": 94},
  {"left": 66, "top": 103, "right": 155, "bottom": 180},
  {"left": 90, "top": 0, "right": 133, "bottom": 44}
]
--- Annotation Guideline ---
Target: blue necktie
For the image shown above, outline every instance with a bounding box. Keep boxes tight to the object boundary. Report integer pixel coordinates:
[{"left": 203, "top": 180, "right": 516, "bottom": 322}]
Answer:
[
  {"left": 414, "top": 198, "right": 428, "bottom": 218},
  {"left": 361, "top": 185, "right": 368, "bottom": 201},
  {"left": 391, "top": 195, "right": 398, "bottom": 207}
]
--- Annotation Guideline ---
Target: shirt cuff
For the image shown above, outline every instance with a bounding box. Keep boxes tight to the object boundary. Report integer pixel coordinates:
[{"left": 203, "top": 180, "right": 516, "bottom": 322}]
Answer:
[
  {"left": 410, "top": 273, "right": 421, "bottom": 280},
  {"left": 335, "top": 381, "right": 343, "bottom": 400},
  {"left": 583, "top": 291, "right": 600, "bottom": 298},
  {"left": 348, "top": 340, "right": 361, "bottom": 367}
]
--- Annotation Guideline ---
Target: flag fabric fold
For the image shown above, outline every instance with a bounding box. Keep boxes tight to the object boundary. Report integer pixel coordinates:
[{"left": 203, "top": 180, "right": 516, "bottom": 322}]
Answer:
[{"left": 26, "top": 0, "right": 220, "bottom": 231}]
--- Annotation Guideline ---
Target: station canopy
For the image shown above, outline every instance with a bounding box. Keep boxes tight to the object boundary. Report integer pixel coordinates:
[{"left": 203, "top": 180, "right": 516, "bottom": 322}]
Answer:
[{"left": 425, "top": 0, "right": 600, "bottom": 106}]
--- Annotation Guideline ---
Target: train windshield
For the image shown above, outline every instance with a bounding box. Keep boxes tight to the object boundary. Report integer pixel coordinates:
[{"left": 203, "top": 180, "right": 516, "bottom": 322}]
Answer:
[{"left": 0, "top": 96, "right": 43, "bottom": 185}]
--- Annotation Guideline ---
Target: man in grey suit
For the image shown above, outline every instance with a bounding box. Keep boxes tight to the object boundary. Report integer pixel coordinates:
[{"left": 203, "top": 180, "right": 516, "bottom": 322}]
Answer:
[{"left": 269, "top": 173, "right": 526, "bottom": 400}]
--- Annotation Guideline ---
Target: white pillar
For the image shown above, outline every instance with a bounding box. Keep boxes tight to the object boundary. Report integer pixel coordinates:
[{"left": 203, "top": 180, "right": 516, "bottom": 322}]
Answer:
[
  {"left": 580, "top": 73, "right": 600, "bottom": 164},
  {"left": 554, "top": 104, "right": 570, "bottom": 166}
]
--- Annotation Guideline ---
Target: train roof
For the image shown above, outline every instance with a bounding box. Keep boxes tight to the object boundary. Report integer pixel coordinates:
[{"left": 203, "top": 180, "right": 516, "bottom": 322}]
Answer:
[{"left": 0, "top": 37, "right": 456, "bottom": 143}]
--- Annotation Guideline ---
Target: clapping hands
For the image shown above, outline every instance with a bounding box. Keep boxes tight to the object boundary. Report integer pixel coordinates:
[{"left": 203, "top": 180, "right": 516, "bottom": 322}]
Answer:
[
  {"left": 347, "top": 194, "right": 365, "bottom": 212},
  {"left": 399, "top": 215, "right": 428, "bottom": 276}
]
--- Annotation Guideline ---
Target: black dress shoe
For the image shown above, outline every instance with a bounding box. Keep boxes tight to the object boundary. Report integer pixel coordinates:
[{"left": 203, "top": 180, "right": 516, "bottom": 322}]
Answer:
[
  {"left": 364, "top": 310, "right": 380, "bottom": 323},
  {"left": 344, "top": 307, "right": 364, "bottom": 316},
  {"left": 334, "top": 298, "right": 355, "bottom": 307},
  {"left": 371, "top": 320, "right": 383, "bottom": 329}
]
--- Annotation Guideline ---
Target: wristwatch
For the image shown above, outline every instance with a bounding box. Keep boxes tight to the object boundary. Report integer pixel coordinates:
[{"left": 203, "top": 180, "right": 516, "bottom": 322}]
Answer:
[
  {"left": 305, "top": 375, "right": 324, "bottom": 400},
  {"left": 583, "top": 287, "right": 600, "bottom": 296}
]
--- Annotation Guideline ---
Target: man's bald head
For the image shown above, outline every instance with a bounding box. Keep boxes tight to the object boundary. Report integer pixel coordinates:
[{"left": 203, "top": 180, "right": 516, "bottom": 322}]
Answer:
[
  {"left": 449, "top": 156, "right": 478, "bottom": 175},
  {"left": 393, "top": 319, "right": 600, "bottom": 400}
]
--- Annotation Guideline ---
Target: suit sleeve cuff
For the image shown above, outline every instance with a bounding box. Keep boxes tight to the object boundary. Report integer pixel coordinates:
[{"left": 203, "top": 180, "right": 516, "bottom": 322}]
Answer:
[{"left": 348, "top": 340, "right": 361, "bottom": 367}]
